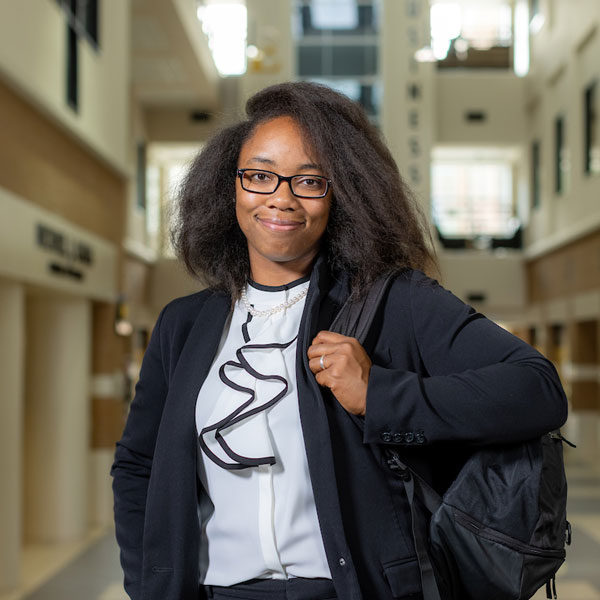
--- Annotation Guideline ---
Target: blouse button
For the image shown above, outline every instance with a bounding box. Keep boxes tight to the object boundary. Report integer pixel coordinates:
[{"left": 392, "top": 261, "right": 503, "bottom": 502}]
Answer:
[{"left": 339, "top": 557, "right": 346, "bottom": 567}]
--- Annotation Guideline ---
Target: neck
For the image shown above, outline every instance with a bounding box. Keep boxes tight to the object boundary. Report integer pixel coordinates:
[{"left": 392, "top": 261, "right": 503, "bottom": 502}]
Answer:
[{"left": 248, "top": 252, "right": 318, "bottom": 287}]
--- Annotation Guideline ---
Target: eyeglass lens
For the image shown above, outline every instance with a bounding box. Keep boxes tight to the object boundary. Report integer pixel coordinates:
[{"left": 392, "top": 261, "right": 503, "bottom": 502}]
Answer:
[{"left": 241, "top": 169, "right": 328, "bottom": 197}]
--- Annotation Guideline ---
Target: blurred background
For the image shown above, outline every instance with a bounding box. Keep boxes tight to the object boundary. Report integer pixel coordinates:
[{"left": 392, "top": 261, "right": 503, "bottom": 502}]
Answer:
[{"left": 0, "top": 0, "right": 598, "bottom": 598}]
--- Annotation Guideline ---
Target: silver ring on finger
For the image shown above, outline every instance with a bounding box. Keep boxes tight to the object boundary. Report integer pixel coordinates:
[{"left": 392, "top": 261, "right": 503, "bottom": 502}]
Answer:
[{"left": 319, "top": 355, "right": 326, "bottom": 371}]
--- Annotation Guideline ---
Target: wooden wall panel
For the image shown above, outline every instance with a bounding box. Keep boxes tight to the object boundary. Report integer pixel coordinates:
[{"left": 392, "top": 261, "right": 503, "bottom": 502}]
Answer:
[
  {"left": 0, "top": 78, "right": 126, "bottom": 245},
  {"left": 571, "top": 320, "right": 599, "bottom": 363},
  {"left": 92, "top": 301, "right": 125, "bottom": 374},
  {"left": 570, "top": 381, "right": 599, "bottom": 411},
  {"left": 123, "top": 257, "right": 151, "bottom": 307},
  {"left": 92, "top": 397, "right": 126, "bottom": 448},
  {"left": 91, "top": 301, "right": 127, "bottom": 449},
  {"left": 527, "top": 230, "right": 600, "bottom": 302}
]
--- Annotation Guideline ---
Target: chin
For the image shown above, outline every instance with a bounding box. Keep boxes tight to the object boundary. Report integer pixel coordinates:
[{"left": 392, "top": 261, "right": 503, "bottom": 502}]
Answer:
[{"left": 261, "top": 246, "right": 319, "bottom": 265}]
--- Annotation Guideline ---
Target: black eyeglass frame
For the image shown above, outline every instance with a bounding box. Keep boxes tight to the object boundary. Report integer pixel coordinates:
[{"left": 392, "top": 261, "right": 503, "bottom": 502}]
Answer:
[{"left": 236, "top": 168, "right": 332, "bottom": 199}]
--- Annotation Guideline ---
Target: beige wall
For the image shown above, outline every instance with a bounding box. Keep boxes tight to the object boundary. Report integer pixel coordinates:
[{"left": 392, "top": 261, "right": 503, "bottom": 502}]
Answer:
[
  {"left": 438, "top": 251, "right": 526, "bottom": 321},
  {"left": 435, "top": 73, "right": 527, "bottom": 145},
  {"left": 0, "top": 0, "right": 131, "bottom": 174},
  {"left": 0, "top": 281, "right": 25, "bottom": 590},
  {"left": 24, "top": 295, "right": 91, "bottom": 543},
  {"left": 0, "top": 78, "right": 126, "bottom": 247},
  {"left": 525, "top": 1, "right": 600, "bottom": 249}
]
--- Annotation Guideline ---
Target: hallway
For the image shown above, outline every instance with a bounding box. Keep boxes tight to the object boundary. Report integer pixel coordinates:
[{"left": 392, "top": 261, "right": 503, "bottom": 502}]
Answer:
[
  {"left": 1, "top": 1, "right": 600, "bottom": 599},
  {"left": 0, "top": 454, "right": 597, "bottom": 600}
]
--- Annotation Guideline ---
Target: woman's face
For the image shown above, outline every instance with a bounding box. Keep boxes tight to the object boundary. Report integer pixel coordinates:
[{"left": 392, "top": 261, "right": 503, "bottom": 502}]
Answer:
[{"left": 235, "top": 116, "right": 332, "bottom": 282}]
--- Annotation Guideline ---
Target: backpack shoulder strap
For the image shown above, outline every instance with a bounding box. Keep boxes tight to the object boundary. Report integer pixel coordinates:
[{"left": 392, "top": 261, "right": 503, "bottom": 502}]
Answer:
[
  {"left": 329, "top": 272, "right": 395, "bottom": 344},
  {"left": 329, "top": 272, "right": 444, "bottom": 600}
]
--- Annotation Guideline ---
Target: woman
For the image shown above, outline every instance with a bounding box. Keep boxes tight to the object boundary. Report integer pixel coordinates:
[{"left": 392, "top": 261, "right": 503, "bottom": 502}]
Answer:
[{"left": 111, "top": 82, "right": 567, "bottom": 600}]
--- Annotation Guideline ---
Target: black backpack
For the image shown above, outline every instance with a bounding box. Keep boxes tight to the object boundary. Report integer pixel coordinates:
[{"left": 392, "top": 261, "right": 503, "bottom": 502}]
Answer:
[{"left": 330, "top": 274, "right": 573, "bottom": 600}]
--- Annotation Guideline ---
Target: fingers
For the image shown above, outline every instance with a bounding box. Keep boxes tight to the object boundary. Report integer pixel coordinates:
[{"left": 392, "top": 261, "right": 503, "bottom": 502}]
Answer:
[
  {"left": 314, "top": 368, "right": 331, "bottom": 389},
  {"left": 308, "top": 353, "right": 337, "bottom": 375},
  {"left": 307, "top": 331, "right": 358, "bottom": 359},
  {"left": 307, "top": 341, "right": 350, "bottom": 360},
  {"left": 306, "top": 331, "right": 370, "bottom": 416},
  {"left": 310, "top": 356, "right": 338, "bottom": 388},
  {"left": 307, "top": 331, "right": 364, "bottom": 377},
  {"left": 307, "top": 344, "right": 354, "bottom": 377},
  {"left": 311, "top": 330, "right": 350, "bottom": 345}
]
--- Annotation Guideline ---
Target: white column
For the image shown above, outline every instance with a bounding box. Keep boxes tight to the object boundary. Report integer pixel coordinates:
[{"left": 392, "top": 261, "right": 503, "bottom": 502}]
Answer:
[
  {"left": 382, "top": 0, "right": 434, "bottom": 217},
  {"left": 24, "top": 296, "right": 91, "bottom": 542},
  {"left": 0, "top": 280, "right": 25, "bottom": 590}
]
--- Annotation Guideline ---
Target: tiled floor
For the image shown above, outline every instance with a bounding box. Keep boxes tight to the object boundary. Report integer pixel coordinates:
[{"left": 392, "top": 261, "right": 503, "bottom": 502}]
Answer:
[{"left": 2, "top": 456, "right": 598, "bottom": 600}]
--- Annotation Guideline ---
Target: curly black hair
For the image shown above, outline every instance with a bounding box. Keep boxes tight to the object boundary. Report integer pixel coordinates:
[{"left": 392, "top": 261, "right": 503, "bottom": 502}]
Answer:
[{"left": 172, "top": 81, "right": 435, "bottom": 300}]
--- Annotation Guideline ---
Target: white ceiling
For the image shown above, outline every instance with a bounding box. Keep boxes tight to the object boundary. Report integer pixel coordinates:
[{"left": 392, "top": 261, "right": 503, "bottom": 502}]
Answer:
[{"left": 131, "top": 0, "right": 220, "bottom": 110}]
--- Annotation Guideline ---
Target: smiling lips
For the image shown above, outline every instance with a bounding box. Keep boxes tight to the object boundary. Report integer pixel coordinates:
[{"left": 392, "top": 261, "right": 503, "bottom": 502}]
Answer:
[{"left": 256, "top": 215, "right": 305, "bottom": 231}]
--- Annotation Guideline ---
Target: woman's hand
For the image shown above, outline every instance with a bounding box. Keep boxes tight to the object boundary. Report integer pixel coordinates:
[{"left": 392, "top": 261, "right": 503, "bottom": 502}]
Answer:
[{"left": 307, "top": 331, "right": 372, "bottom": 416}]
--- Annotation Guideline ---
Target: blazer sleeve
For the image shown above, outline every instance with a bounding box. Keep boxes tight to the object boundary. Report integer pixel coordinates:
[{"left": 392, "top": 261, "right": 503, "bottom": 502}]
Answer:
[
  {"left": 110, "top": 304, "right": 170, "bottom": 600},
  {"left": 363, "top": 271, "right": 568, "bottom": 446}
]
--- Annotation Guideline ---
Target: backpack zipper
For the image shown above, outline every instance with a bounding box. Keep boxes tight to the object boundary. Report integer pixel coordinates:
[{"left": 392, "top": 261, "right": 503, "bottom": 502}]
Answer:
[
  {"left": 452, "top": 508, "right": 566, "bottom": 559},
  {"left": 548, "top": 431, "right": 576, "bottom": 448}
]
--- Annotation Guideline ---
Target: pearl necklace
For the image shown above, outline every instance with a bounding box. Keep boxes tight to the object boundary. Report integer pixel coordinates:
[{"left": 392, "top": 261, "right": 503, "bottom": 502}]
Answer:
[{"left": 241, "top": 286, "right": 309, "bottom": 318}]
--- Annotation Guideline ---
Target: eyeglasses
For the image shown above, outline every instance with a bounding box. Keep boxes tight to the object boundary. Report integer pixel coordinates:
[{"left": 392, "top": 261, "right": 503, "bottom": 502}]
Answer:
[{"left": 237, "top": 168, "right": 331, "bottom": 199}]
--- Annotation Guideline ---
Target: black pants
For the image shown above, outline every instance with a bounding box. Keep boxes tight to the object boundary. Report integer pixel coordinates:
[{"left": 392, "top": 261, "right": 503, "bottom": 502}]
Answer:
[{"left": 203, "top": 577, "right": 337, "bottom": 600}]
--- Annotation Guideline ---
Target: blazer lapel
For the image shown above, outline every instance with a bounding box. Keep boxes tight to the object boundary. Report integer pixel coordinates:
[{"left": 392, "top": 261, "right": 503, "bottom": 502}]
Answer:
[
  {"left": 165, "top": 291, "right": 231, "bottom": 453},
  {"left": 295, "top": 260, "right": 363, "bottom": 596}
]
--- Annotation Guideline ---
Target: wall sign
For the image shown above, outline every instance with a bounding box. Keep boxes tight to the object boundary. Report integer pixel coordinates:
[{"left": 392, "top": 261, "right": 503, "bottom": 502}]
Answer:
[
  {"left": 36, "top": 224, "right": 94, "bottom": 281},
  {"left": 0, "top": 187, "right": 117, "bottom": 300}
]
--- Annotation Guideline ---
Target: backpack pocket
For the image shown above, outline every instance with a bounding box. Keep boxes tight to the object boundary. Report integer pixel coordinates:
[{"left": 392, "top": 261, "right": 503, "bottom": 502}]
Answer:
[
  {"left": 429, "top": 504, "right": 565, "bottom": 600},
  {"left": 453, "top": 508, "right": 565, "bottom": 559}
]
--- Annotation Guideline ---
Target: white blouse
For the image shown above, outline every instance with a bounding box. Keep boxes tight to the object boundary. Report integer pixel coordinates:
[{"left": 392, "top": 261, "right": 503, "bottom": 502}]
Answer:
[{"left": 195, "top": 277, "right": 331, "bottom": 586}]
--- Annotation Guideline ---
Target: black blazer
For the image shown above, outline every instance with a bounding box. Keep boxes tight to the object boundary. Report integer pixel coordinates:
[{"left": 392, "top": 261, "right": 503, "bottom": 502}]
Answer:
[{"left": 111, "top": 259, "right": 567, "bottom": 600}]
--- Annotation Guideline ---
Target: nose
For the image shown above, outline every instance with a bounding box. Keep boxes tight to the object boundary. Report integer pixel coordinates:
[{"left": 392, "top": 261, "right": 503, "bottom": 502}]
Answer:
[{"left": 266, "top": 179, "right": 297, "bottom": 210}]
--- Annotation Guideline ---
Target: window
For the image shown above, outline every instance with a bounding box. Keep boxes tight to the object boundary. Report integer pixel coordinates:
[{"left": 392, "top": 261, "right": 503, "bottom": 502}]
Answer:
[
  {"left": 298, "top": 45, "right": 378, "bottom": 77},
  {"left": 432, "top": 155, "right": 519, "bottom": 243},
  {"left": 136, "top": 143, "right": 147, "bottom": 210},
  {"left": 56, "top": 0, "right": 100, "bottom": 112},
  {"left": 66, "top": 24, "right": 78, "bottom": 110},
  {"left": 430, "top": 1, "right": 513, "bottom": 69},
  {"left": 84, "top": 0, "right": 99, "bottom": 45},
  {"left": 531, "top": 140, "right": 541, "bottom": 209},
  {"left": 298, "top": 0, "right": 378, "bottom": 34},
  {"left": 585, "top": 82, "right": 600, "bottom": 175},
  {"left": 56, "top": 0, "right": 100, "bottom": 48},
  {"left": 294, "top": 0, "right": 381, "bottom": 123},
  {"left": 554, "top": 115, "right": 568, "bottom": 194},
  {"left": 306, "top": 78, "right": 380, "bottom": 117}
]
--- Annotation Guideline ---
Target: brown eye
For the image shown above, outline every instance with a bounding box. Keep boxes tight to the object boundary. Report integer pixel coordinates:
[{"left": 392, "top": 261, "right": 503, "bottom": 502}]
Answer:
[
  {"left": 294, "top": 176, "right": 327, "bottom": 194},
  {"left": 251, "top": 171, "right": 273, "bottom": 183}
]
